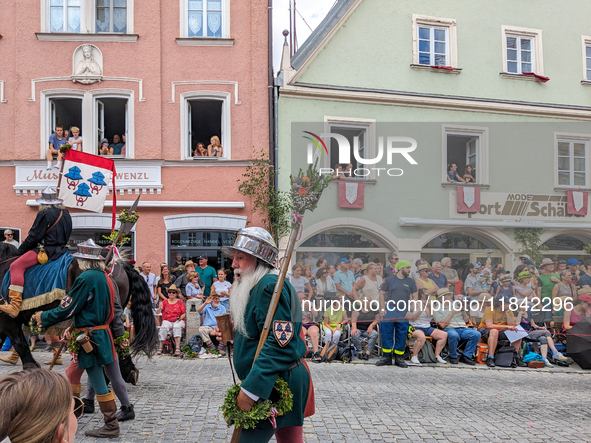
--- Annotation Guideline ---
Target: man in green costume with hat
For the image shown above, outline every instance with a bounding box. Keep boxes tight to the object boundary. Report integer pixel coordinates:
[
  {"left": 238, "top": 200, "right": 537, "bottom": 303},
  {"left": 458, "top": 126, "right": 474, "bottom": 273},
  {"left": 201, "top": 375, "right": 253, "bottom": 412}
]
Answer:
[
  {"left": 220, "top": 227, "right": 314, "bottom": 443},
  {"left": 34, "top": 239, "right": 121, "bottom": 438}
]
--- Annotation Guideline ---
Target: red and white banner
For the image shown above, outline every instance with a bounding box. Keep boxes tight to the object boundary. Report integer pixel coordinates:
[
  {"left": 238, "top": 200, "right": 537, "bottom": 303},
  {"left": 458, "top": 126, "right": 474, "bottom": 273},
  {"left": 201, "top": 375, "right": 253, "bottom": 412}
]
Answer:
[
  {"left": 338, "top": 181, "right": 364, "bottom": 209},
  {"left": 567, "top": 190, "right": 588, "bottom": 216},
  {"left": 58, "top": 150, "right": 117, "bottom": 230},
  {"left": 457, "top": 186, "right": 481, "bottom": 213}
]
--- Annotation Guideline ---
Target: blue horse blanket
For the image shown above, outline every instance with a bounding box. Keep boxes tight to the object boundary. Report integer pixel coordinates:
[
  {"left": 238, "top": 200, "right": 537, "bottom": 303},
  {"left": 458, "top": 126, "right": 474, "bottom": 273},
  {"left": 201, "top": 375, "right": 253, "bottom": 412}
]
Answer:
[{"left": 1, "top": 252, "right": 74, "bottom": 303}]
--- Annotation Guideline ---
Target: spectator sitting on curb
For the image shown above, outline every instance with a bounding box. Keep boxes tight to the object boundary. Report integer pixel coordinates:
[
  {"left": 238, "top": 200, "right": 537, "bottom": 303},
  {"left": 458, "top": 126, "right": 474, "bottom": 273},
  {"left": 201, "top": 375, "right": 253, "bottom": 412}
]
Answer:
[
  {"left": 299, "top": 292, "right": 321, "bottom": 362},
  {"left": 478, "top": 299, "right": 527, "bottom": 368},
  {"left": 197, "top": 291, "right": 227, "bottom": 356},
  {"left": 432, "top": 288, "right": 480, "bottom": 365},
  {"left": 322, "top": 293, "right": 348, "bottom": 345},
  {"left": 407, "top": 289, "right": 448, "bottom": 366},
  {"left": 351, "top": 296, "right": 380, "bottom": 360}
]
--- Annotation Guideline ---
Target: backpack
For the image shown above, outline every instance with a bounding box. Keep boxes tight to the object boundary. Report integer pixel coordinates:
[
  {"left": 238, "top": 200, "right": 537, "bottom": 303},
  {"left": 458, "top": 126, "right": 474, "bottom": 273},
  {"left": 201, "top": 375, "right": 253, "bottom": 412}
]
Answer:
[
  {"left": 337, "top": 343, "right": 354, "bottom": 362},
  {"left": 494, "top": 345, "right": 518, "bottom": 368},
  {"left": 320, "top": 342, "right": 338, "bottom": 362},
  {"left": 417, "top": 340, "right": 437, "bottom": 364},
  {"left": 188, "top": 335, "right": 202, "bottom": 354}
]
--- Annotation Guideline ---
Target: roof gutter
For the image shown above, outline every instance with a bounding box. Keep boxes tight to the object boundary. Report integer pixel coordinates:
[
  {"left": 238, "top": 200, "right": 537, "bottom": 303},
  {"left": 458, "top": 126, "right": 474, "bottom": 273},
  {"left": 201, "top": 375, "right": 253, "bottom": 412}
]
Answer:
[{"left": 399, "top": 217, "right": 591, "bottom": 230}]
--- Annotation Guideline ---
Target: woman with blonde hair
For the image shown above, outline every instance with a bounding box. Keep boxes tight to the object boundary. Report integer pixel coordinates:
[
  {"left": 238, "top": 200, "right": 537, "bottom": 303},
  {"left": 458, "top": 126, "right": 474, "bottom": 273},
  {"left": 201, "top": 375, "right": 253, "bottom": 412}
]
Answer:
[
  {"left": 0, "top": 368, "right": 82, "bottom": 443},
  {"left": 207, "top": 135, "right": 223, "bottom": 157}
]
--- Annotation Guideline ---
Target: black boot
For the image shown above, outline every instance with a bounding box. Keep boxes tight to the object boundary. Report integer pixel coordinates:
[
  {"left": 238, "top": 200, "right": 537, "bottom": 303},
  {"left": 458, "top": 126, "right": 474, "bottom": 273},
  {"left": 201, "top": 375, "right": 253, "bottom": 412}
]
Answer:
[
  {"left": 375, "top": 353, "right": 392, "bottom": 366},
  {"left": 394, "top": 354, "right": 408, "bottom": 368},
  {"left": 82, "top": 398, "right": 95, "bottom": 414},
  {"left": 116, "top": 404, "right": 135, "bottom": 422}
]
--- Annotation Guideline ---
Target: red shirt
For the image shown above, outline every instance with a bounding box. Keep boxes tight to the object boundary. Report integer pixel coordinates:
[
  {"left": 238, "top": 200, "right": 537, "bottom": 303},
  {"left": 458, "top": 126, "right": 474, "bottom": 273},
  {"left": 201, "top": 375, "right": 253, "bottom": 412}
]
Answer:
[{"left": 161, "top": 299, "right": 185, "bottom": 322}]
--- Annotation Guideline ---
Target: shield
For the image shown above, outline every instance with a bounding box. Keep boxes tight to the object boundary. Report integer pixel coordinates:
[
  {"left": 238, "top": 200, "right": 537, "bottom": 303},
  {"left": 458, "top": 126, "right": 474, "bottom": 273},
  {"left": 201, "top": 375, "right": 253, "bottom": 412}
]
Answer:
[
  {"left": 60, "top": 295, "right": 73, "bottom": 310},
  {"left": 566, "top": 317, "right": 591, "bottom": 369},
  {"left": 273, "top": 320, "right": 294, "bottom": 347}
]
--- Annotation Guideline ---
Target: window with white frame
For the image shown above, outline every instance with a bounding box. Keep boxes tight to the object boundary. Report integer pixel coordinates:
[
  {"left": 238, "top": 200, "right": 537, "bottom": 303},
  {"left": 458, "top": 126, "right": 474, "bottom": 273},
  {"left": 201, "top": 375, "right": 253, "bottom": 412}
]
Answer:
[
  {"left": 506, "top": 35, "right": 534, "bottom": 74},
  {"left": 186, "top": 0, "right": 224, "bottom": 38},
  {"left": 412, "top": 15, "right": 458, "bottom": 68},
  {"left": 418, "top": 26, "right": 448, "bottom": 66},
  {"left": 49, "top": 0, "right": 81, "bottom": 33},
  {"left": 443, "top": 125, "right": 489, "bottom": 185},
  {"left": 181, "top": 92, "right": 230, "bottom": 160},
  {"left": 96, "top": 0, "right": 127, "bottom": 33},
  {"left": 501, "top": 26, "right": 543, "bottom": 76},
  {"left": 41, "top": 91, "right": 133, "bottom": 159},
  {"left": 557, "top": 139, "right": 588, "bottom": 187},
  {"left": 586, "top": 44, "right": 591, "bottom": 81},
  {"left": 44, "top": 0, "right": 132, "bottom": 34}
]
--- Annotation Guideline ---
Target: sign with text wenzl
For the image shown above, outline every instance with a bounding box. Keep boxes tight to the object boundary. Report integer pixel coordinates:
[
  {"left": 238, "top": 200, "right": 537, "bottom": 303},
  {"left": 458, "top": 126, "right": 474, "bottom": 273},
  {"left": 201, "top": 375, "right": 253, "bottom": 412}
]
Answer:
[{"left": 451, "top": 191, "right": 591, "bottom": 221}]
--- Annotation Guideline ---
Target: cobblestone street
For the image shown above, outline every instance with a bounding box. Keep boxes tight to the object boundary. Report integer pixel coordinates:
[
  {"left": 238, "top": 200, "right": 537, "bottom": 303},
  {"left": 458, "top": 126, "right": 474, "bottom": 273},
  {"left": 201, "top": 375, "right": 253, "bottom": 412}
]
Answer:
[{"left": 1, "top": 352, "right": 591, "bottom": 442}]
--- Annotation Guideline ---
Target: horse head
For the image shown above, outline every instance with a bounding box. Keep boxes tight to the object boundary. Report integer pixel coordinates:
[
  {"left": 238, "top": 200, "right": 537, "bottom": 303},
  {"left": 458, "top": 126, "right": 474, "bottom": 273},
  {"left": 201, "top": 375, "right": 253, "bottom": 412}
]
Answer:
[{"left": 0, "top": 243, "right": 17, "bottom": 262}]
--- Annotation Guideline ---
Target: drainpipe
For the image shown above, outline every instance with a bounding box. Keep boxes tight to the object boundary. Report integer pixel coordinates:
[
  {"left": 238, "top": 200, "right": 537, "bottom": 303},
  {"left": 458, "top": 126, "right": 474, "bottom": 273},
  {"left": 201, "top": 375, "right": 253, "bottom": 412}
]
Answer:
[{"left": 268, "top": 0, "right": 275, "bottom": 180}]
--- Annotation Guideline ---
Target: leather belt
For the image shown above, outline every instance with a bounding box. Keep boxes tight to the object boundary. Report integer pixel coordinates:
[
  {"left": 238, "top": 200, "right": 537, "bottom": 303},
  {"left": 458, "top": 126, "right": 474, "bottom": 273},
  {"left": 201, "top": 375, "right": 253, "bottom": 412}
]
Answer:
[
  {"left": 75, "top": 325, "right": 109, "bottom": 336},
  {"left": 288, "top": 359, "right": 303, "bottom": 370}
]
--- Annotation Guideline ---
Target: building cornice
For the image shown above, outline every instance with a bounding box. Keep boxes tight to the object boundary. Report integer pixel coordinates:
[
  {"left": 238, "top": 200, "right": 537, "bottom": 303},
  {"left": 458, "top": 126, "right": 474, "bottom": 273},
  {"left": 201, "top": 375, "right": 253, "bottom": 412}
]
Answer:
[
  {"left": 280, "top": 83, "right": 591, "bottom": 120},
  {"left": 35, "top": 33, "right": 138, "bottom": 42}
]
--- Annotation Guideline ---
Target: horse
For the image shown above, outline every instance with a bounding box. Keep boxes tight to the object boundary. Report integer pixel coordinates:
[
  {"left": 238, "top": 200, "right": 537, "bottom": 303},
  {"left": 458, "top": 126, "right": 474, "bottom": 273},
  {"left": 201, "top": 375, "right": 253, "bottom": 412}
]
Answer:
[{"left": 0, "top": 242, "right": 157, "bottom": 378}]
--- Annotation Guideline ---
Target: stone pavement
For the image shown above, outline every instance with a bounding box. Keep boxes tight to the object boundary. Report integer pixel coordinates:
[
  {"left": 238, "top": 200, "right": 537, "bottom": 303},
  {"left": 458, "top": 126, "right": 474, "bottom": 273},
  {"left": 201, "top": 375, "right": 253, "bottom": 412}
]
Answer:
[{"left": 1, "top": 351, "right": 591, "bottom": 442}]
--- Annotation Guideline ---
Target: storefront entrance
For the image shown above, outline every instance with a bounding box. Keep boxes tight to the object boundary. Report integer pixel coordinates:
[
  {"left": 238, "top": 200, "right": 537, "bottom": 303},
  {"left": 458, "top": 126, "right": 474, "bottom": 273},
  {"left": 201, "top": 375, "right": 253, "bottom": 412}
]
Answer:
[
  {"left": 168, "top": 230, "right": 237, "bottom": 272},
  {"left": 69, "top": 229, "right": 134, "bottom": 259}
]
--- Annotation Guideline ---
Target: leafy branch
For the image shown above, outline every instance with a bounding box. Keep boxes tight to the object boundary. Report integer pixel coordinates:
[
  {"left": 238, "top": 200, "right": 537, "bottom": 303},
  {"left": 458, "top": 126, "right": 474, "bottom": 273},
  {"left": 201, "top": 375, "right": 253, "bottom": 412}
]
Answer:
[
  {"left": 237, "top": 149, "right": 291, "bottom": 241},
  {"left": 514, "top": 228, "right": 548, "bottom": 266}
]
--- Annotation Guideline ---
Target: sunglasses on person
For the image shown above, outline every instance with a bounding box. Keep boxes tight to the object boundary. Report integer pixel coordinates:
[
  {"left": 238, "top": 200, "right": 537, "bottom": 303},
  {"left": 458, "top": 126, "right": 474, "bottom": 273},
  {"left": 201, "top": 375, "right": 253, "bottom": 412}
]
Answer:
[
  {"left": 5, "top": 233, "right": 12, "bottom": 236},
  {"left": 167, "top": 290, "right": 178, "bottom": 295}
]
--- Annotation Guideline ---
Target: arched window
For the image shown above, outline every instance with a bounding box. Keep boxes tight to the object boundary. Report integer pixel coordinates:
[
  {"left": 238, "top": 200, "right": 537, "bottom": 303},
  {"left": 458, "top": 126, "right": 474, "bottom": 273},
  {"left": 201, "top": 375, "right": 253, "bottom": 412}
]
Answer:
[{"left": 422, "top": 231, "right": 503, "bottom": 269}]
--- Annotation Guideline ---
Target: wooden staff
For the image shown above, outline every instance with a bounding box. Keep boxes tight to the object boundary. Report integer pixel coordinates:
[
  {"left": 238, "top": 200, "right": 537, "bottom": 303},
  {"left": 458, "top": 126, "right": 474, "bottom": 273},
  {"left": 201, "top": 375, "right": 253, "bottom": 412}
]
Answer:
[
  {"left": 230, "top": 226, "right": 301, "bottom": 443},
  {"left": 48, "top": 341, "right": 66, "bottom": 371}
]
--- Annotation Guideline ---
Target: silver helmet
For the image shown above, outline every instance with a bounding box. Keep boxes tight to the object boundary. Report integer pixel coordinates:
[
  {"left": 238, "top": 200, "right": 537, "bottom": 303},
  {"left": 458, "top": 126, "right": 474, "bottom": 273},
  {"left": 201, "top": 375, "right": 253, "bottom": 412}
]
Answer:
[
  {"left": 73, "top": 238, "right": 103, "bottom": 260},
  {"left": 36, "top": 186, "right": 63, "bottom": 205},
  {"left": 221, "top": 227, "right": 278, "bottom": 266}
]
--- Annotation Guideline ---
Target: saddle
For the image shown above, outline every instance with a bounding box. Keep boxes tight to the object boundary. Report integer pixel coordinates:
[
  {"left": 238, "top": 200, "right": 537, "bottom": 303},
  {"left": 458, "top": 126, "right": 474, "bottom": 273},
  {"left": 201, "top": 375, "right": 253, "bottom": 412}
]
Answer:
[{"left": 1, "top": 252, "right": 74, "bottom": 310}]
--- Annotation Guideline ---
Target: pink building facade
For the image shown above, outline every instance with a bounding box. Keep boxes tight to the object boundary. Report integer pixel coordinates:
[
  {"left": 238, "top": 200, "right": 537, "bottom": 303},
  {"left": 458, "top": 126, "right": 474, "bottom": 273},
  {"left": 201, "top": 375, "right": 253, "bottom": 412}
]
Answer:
[{"left": 0, "top": 0, "right": 269, "bottom": 268}]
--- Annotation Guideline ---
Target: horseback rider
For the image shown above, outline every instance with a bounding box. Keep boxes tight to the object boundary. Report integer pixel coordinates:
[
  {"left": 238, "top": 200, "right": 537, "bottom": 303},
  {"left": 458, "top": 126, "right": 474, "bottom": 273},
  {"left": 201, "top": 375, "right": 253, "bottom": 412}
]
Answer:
[{"left": 0, "top": 186, "right": 72, "bottom": 318}]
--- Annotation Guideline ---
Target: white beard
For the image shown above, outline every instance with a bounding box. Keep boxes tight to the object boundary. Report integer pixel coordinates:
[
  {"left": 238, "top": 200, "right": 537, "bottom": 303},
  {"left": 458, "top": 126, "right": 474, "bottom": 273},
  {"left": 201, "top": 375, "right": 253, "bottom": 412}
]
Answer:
[{"left": 230, "top": 263, "right": 277, "bottom": 337}]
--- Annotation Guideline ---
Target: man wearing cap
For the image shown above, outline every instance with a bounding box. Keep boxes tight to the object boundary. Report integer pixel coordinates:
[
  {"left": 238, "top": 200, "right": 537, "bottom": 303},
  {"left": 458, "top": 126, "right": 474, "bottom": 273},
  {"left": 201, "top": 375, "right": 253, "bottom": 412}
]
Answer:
[
  {"left": 195, "top": 255, "right": 218, "bottom": 298},
  {"left": 536, "top": 258, "right": 560, "bottom": 326},
  {"left": 376, "top": 259, "right": 417, "bottom": 368},
  {"left": 432, "top": 288, "right": 480, "bottom": 365},
  {"left": 219, "top": 227, "right": 313, "bottom": 442},
  {"left": 567, "top": 258, "right": 581, "bottom": 285},
  {"left": 334, "top": 258, "right": 357, "bottom": 301},
  {"left": 3, "top": 230, "right": 19, "bottom": 248},
  {"left": 0, "top": 187, "right": 72, "bottom": 318},
  {"left": 197, "top": 290, "right": 227, "bottom": 355},
  {"left": 519, "top": 254, "right": 531, "bottom": 263},
  {"left": 34, "top": 239, "right": 121, "bottom": 437}
]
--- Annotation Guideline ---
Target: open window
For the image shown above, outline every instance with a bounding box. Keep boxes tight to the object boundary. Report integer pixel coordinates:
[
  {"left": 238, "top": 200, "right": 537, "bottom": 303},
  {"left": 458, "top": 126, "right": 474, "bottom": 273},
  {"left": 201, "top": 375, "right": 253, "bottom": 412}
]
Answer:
[
  {"left": 95, "top": 97, "right": 128, "bottom": 157},
  {"left": 181, "top": 92, "right": 230, "bottom": 160},
  {"left": 48, "top": 97, "right": 83, "bottom": 149},
  {"left": 328, "top": 125, "right": 367, "bottom": 173},
  {"left": 443, "top": 125, "right": 489, "bottom": 185}
]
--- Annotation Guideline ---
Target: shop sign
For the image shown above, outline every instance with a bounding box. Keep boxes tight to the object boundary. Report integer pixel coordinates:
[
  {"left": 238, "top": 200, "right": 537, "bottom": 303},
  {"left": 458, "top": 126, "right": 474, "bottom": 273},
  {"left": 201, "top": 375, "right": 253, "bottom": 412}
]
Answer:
[{"left": 451, "top": 191, "right": 591, "bottom": 221}]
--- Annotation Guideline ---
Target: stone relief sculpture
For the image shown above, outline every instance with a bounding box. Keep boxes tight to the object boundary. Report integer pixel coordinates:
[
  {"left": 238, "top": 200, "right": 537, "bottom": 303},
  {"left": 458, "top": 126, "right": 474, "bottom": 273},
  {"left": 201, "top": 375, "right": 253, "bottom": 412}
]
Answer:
[{"left": 72, "top": 44, "right": 103, "bottom": 84}]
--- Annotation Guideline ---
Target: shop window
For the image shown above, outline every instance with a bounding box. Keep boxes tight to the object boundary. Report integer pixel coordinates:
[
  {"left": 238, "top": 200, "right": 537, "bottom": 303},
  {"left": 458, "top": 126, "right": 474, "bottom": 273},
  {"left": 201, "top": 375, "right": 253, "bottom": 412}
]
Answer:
[
  {"left": 443, "top": 125, "right": 489, "bottom": 185},
  {"left": 168, "top": 230, "right": 237, "bottom": 271},
  {"left": 423, "top": 233, "right": 497, "bottom": 250},
  {"left": 69, "top": 229, "right": 134, "bottom": 259},
  {"left": 182, "top": 0, "right": 229, "bottom": 38},
  {"left": 543, "top": 234, "right": 591, "bottom": 251}
]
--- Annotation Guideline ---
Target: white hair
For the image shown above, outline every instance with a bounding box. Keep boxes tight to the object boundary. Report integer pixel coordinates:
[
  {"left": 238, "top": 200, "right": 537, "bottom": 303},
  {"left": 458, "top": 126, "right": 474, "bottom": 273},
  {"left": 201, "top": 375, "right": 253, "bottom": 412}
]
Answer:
[
  {"left": 353, "top": 258, "right": 363, "bottom": 266},
  {"left": 230, "top": 263, "right": 277, "bottom": 338}
]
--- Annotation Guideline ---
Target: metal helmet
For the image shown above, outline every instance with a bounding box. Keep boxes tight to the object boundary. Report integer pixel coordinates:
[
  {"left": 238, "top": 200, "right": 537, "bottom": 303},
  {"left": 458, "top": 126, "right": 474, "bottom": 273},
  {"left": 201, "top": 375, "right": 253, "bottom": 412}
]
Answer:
[
  {"left": 36, "top": 186, "right": 63, "bottom": 205},
  {"left": 221, "top": 227, "right": 278, "bottom": 266},
  {"left": 72, "top": 238, "right": 103, "bottom": 260}
]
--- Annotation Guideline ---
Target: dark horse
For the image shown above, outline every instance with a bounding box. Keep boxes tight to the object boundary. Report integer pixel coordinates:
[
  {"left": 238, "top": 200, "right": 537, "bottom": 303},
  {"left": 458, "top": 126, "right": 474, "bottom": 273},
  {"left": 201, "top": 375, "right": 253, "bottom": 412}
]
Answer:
[{"left": 0, "top": 243, "right": 157, "bottom": 376}]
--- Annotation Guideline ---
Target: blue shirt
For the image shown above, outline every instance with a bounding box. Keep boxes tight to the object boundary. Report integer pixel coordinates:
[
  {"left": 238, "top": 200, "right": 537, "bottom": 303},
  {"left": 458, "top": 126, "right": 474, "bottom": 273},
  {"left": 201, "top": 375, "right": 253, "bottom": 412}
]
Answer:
[
  {"left": 49, "top": 133, "right": 67, "bottom": 150},
  {"left": 428, "top": 272, "right": 448, "bottom": 289},
  {"left": 380, "top": 275, "right": 417, "bottom": 312},
  {"left": 202, "top": 303, "right": 227, "bottom": 327},
  {"left": 333, "top": 269, "right": 355, "bottom": 293},
  {"left": 110, "top": 142, "right": 124, "bottom": 155},
  {"left": 447, "top": 171, "right": 458, "bottom": 181},
  {"left": 579, "top": 272, "right": 591, "bottom": 288}
]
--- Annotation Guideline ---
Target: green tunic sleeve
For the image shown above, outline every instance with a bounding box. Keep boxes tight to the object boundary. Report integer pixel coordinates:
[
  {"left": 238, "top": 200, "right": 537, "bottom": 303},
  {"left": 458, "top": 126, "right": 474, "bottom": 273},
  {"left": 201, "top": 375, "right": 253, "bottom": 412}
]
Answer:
[
  {"left": 240, "top": 275, "right": 305, "bottom": 400},
  {"left": 41, "top": 274, "right": 89, "bottom": 328}
]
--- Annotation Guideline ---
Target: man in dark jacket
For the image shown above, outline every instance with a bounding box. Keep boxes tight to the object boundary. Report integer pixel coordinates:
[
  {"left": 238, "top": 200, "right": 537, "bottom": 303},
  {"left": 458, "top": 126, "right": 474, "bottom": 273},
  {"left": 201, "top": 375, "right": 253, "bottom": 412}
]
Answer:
[{"left": 0, "top": 186, "right": 72, "bottom": 317}]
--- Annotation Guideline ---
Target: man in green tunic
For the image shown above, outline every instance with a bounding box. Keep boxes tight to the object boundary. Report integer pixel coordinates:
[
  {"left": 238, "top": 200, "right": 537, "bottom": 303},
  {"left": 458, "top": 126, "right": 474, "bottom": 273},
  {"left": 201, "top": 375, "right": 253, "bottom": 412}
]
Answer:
[
  {"left": 34, "top": 239, "right": 121, "bottom": 438},
  {"left": 221, "top": 227, "right": 314, "bottom": 443}
]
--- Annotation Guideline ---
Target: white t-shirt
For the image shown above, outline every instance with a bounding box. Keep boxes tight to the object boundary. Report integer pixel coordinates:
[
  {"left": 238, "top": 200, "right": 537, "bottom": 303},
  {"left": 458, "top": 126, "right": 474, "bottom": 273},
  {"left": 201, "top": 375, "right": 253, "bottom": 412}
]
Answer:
[
  {"left": 213, "top": 280, "right": 232, "bottom": 301},
  {"left": 69, "top": 136, "right": 82, "bottom": 150},
  {"left": 289, "top": 276, "right": 309, "bottom": 294},
  {"left": 141, "top": 272, "right": 157, "bottom": 306}
]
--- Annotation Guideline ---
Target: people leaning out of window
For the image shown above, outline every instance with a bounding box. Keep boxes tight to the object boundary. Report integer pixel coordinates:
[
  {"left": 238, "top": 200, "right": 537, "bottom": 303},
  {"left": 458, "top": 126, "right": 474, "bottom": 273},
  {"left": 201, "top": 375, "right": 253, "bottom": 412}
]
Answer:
[
  {"left": 332, "top": 163, "right": 353, "bottom": 179},
  {"left": 99, "top": 138, "right": 113, "bottom": 156},
  {"left": 192, "top": 135, "right": 223, "bottom": 157},
  {"left": 98, "top": 134, "right": 126, "bottom": 156},
  {"left": 46, "top": 124, "right": 68, "bottom": 170},
  {"left": 447, "top": 163, "right": 476, "bottom": 183}
]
